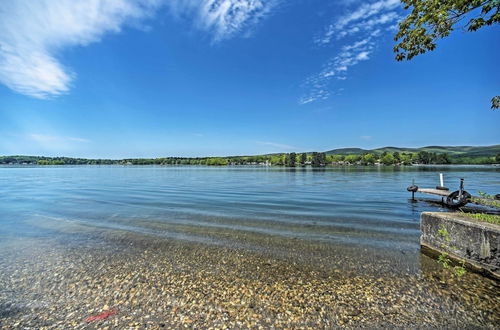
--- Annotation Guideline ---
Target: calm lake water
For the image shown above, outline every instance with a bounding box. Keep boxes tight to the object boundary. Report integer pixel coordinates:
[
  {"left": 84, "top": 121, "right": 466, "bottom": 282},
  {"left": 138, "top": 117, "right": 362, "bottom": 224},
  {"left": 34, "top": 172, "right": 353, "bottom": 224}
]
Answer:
[
  {"left": 1, "top": 165, "right": 498, "bottom": 259},
  {"left": 1, "top": 165, "right": 500, "bottom": 327}
]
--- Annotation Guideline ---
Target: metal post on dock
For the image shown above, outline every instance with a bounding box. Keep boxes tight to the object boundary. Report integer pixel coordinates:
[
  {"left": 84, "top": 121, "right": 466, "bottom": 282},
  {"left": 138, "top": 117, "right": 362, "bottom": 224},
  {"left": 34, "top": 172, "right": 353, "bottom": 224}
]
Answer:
[
  {"left": 407, "top": 179, "right": 418, "bottom": 201},
  {"left": 459, "top": 178, "right": 464, "bottom": 199},
  {"left": 412, "top": 179, "right": 415, "bottom": 200}
]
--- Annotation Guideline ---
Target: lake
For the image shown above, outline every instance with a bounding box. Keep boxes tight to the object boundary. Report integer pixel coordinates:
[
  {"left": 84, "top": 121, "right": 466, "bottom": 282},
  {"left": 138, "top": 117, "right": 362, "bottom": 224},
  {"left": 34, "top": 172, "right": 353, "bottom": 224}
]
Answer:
[
  {"left": 1, "top": 165, "right": 498, "bottom": 251},
  {"left": 0, "top": 165, "right": 499, "bottom": 327}
]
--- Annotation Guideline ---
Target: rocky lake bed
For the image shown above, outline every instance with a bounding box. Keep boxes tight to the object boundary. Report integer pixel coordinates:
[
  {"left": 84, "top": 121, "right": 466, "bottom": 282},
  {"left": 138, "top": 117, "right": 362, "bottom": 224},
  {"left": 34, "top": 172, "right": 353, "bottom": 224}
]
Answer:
[{"left": 1, "top": 223, "right": 499, "bottom": 329}]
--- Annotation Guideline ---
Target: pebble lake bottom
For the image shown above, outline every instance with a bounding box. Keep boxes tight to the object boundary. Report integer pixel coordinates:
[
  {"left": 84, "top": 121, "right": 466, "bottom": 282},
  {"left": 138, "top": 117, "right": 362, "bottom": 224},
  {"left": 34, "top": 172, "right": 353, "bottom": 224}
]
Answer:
[{"left": 0, "top": 165, "right": 499, "bottom": 328}]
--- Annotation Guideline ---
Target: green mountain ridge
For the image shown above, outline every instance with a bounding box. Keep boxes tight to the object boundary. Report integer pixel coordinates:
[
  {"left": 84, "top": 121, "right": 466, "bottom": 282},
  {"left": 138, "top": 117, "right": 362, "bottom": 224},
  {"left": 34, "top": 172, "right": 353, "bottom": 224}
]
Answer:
[{"left": 325, "top": 145, "right": 500, "bottom": 157}]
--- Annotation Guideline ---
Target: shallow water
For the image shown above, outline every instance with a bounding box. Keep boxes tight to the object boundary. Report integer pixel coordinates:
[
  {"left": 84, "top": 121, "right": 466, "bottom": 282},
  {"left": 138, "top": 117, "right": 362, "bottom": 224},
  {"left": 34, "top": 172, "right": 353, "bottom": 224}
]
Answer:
[{"left": 1, "top": 165, "right": 499, "bottom": 327}]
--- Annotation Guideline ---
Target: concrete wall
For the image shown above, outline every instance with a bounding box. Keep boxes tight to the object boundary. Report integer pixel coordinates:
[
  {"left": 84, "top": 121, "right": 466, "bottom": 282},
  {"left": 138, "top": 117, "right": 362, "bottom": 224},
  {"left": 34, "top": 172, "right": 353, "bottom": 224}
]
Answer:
[{"left": 420, "top": 212, "right": 500, "bottom": 279}]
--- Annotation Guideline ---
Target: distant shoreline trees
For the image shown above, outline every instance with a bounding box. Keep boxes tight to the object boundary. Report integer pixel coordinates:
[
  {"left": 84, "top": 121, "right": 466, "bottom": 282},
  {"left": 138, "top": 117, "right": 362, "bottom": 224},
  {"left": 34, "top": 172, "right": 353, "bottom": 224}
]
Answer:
[{"left": 1, "top": 151, "right": 497, "bottom": 167}]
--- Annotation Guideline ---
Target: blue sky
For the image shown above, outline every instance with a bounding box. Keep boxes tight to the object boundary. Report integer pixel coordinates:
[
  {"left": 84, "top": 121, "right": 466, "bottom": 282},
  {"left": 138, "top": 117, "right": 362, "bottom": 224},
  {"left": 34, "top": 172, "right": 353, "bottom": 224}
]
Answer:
[{"left": 0, "top": 0, "right": 498, "bottom": 158}]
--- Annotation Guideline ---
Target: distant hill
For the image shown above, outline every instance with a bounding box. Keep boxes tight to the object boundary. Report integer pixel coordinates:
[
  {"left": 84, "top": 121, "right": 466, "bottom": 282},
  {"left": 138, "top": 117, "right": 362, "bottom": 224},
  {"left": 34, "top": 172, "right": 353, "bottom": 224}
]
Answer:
[
  {"left": 323, "top": 148, "right": 371, "bottom": 155},
  {"left": 325, "top": 145, "right": 500, "bottom": 157}
]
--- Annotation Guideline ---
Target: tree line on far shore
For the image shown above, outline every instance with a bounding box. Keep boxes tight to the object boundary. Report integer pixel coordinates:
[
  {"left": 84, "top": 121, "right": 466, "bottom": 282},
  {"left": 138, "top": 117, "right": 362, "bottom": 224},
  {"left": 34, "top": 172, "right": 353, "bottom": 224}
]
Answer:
[
  {"left": 254, "top": 151, "right": 498, "bottom": 166},
  {"left": 1, "top": 151, "right": 499, "bottom": 167}
]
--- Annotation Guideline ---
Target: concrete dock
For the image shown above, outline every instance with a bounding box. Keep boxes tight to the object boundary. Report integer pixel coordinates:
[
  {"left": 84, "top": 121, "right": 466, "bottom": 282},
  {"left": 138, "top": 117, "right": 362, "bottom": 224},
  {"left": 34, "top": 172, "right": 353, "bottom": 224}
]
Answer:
[{"left": 420, "top": 212, "right": 499, "bottom": 279}]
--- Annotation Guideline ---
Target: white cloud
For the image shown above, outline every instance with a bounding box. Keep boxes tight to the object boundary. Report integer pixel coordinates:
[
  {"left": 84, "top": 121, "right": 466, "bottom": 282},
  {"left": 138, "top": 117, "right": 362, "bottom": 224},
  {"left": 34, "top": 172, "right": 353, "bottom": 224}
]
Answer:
[
  {"left": 300, "top": 37, "right": 375, "bottom": 104},
  {"left": 0, "top": 0, "right": 161, "bottom": 99},
  {"left": 316, "top": 0, "right": 401, "bottom": 46},
  {"left": 356, "top": 51, "right": 370, "bottom": 60},
  {"left": 298, "top": 86, "right": 330, "bottom": 105},
  {"left": 360, "top": 135, "right": 372, "bottom": 141},
  {"left": 168, "top": 0, "right": 279, "bottom": 42},
  {"left": 334, "top": 0, "right": 400, "bottom": 32},
  {"left": 0, "top": 0, "right": 278, "bottom": 99},
  {"left": 343, "top": 38, "right": 370, "bottom": 51},
  {"left": 302, "top": 0, "right": 402, "bottom": 105},
  {"left": 30, "top": 134, "right": 90, "bottom": 143}
]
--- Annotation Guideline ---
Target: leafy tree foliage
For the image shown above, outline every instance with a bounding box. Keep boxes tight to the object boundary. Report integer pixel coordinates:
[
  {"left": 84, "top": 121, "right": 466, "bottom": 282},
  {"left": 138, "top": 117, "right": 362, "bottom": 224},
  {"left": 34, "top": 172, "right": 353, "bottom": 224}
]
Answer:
[
  {"left": 331, "top": 154, "right": 345, "bottom": 163},
  {"left": 362, "top": 153, "right": 377, "bottom": 165},
  {"left": 37, "top": 159, "right": 65, "bottom": 165},
  {"left": 300, "top": 153, "right": 307, "bottom": 166},
  {"left": 344, "top": 154, "right": 361, "bottom": 164},
  {"left": 394, "top": 0, "right": 499, "bottom": 109},
  {"left": 286, "top": 152, "right": 297, "bottom": 167},
  {"left": 416, "top": 151, "right": 451, "bottom": 164},
  {"left": 311, "top": 152, "right": 326, "bottom": 167},
  {"left": 400, "top": 153, "right": 413, "bottom": 165},
  {"left": 381, "top": 153, "right": 396, "bottom": 165},
  {"left": 205, "top": 158, "right": 229, "bottom": 166},
  {"left": 492, "top": 96, "right": 500, "bottom": 109},
  {"left": 270, "top": 155, "right": 284, "bottom": 165}
]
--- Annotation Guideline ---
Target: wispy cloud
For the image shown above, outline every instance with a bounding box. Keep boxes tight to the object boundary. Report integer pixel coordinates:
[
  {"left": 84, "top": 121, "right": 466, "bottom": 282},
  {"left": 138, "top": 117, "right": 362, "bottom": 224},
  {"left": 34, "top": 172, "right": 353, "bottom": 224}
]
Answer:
[
  {"left": 27, "top": 133, "right": 91, "bottom": 152},
  {"left": 301, "top": 0, "right": 402, "bottom": 105},
  {"left": 360, "top": 135, "right": 372, "bottom": 141},
  {"left": 316, "top": 0, "right": 400, "bottom": 45},
  {"left": 256, "top": 141, "right": 297, "bottom": 150},
  {"left": 300, "top": 37, "right": 376, "bottom": 104},
  {"left": 0, "top": 0, "right": 161, "bottom": 99},
  {"left": 0, "top": 0, "right": 278, "bottom": 99},
  {"left": 169, "top": 0, "right": 279, "bottom": 42},
  {"left": 29, "top": 134, "right": 90, "bottom": 144}
]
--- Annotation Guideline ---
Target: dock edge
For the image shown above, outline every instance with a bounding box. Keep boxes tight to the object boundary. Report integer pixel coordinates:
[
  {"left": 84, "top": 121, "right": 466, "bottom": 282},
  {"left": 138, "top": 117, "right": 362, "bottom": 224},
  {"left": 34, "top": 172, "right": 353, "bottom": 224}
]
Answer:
[{"left": 420, "top": 212, "right": 500, "bottom": 280}]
